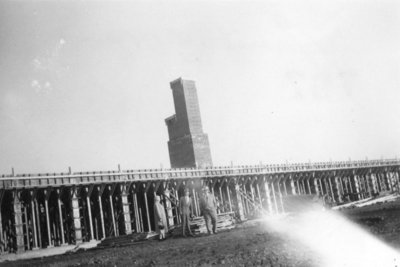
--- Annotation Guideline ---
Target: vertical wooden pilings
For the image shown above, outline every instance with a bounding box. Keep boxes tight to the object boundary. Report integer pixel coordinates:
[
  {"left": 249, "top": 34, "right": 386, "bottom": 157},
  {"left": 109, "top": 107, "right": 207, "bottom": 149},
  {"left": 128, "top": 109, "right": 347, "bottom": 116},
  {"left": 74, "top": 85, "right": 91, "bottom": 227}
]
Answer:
[
  {"left": 13, "top": 191, "right": 25, "bottom": 253},
  {"left": 34, "top": 195, "right": 42, "bottom": 248},
  {"left": 255, "top": 182, "right": 262, "bottom": 207},
  {"left": 270, "top": 180, "right": 279, "bottom": 213},
  {"left": 29, "top": 190, "right": 39, "bottom": 250},
  {"left": 131, "top": 184, "right": 141, "bottom": 233},
  {"left": 263, "top": 178, "right": 273, "bottom": 214},
  {"left": 218, "top": 184, "right": 224, "bottom": 213},
  {"left": 225, "top": 180, "right": 233, "bottom": 212},
  {"left": 56, "top": 189, "right": 66, "bottom": 245},
  {"left": 0, "top": 190, "right": 4, "bottom": 253},
  {"left": 234, "top": 183, "right": 245, "bottom": 221},
  {"left": 85, "top": 186, "right": 95, "bottom": 241},
  {"left": 290, "top": 176, "right": 297, "bottom": 195},
  {"left": 108, "top": 185, "right": 117, "bottom": 237},
  {"left": 120, "top": 184, "right": 132, "bottom": 235},
  {"left": 97, "top": 185, "right": 106, "bottom": 239},
  {"left": 143, "top": 182, "right": 152, "bottom": 233},
  {"left": 71, "top": 187, "right": 83, "bottom": 244},
  {"left": 143, "top": 192, "right": 151, "bottom": 232},
  {"left": 328, "top": 176, "right": 335, "bottom": 203},
  {"left": 313, "top": 176, "right": 320, "bottom": 196}
]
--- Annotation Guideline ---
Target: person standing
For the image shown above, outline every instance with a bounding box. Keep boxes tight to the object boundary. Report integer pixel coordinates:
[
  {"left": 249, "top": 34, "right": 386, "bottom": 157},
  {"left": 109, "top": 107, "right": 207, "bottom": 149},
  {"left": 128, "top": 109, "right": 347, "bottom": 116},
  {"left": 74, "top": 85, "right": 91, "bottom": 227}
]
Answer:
[
  {"left": 200, "top": 186, "right": 217, "bottom": 235},
  {"left": 179, "top": 188, "right": 194, "bottom": 237},
  {"left": 153, "top": 195, "right": 168, "bottom": 240}
]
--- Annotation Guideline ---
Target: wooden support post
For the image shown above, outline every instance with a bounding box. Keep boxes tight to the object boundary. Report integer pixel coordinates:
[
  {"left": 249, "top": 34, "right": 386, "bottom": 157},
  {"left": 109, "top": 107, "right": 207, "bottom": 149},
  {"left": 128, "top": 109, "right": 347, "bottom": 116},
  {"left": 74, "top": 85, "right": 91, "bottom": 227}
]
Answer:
[
  {"left": 282, "top": 178, "right": 288, "bottom": 196},
  {"left": 277, "top": 179, "right": 285, "bottom": 213},
  {"left": 313, "top": 176, "right": 320, "bottom": 196},
  {"left": 365, "top": 174, "right": 372, "bottom": 196},
  {"left": 328, "top": 177, "right": 335, "bottom": 203},
  {"left": 97, "top": 185, "right": 106, "bottom": 239},
  {"left": 242, "top": 183, "right": 249, "bottom": 215},
  {"left": 108, "top": 185, "right": 117, "bottom": 237},
  {"left": 376, "top": 173, "right": 382, "bottom": 191},
  {"left": 34, "top": 198, "right": 42, "bottom": 248},
  {"left": 271, "top": 180, "right": 279, "bottom": 214},
  {"left": 218, "top": 184, "right": 224, "bottom": 213},
  {"left": 306, "top": 178, "right": 312, "bottom": 195},
  {"left": 23, "top": 206, "right": 30, "bottom": 250},
  {"left": 353, "top": 175, "right": 361, "bottom": 200},
  {"left": 192, "top": 188, "right": 198, "bottom": 216},
  {"left": 250, "top": 182, "right": 255, "bottom": 203},
  {"left": 143, "top": 182, "right": 152, "bottom": 232},
  {"left": 271, "top": 180, "right": 279, "bottom": 213},
  {"left": 174, "top": 189, "right": 181, "bottom": 224},
  {"left": 389, "top": 172, "right": 394, "bottom": 192},
  {"left": 339, "top": 177, "right": 345, "bottom": 197},
  {"left": 301, "top": 179, "right": 306, "bottom": 194},
  {"left": 196, "top": 191, "right": 202, "bottom": 215},
  {"left": 318, "top": 178, "right": 324, "bottom": 195},
  {"left": 290, "top": 176, "right": 297, "bottom": 195},
  {"left": 95, "top": 217, "right": 98, "bottom": 240},
  {"left": 335, "top": 177, "right": 343, "bottom": 203},
  {"left": 348, "top": 176, "right": 353, "bottom": 194},
  {"left": 44, "top": 189, "right": 53, "bottom": 248},
  {"left": 0, "top": 190, "right": 5, "bottom": 252},
  {"left": 296, "top": 180, "right": 301, "bottom": 194},
  {"left": 138, "top": 207, "right": 144, "bottom": 233},
  {"left": 144, "top": 191, "right": 151, "bottom": 232},
  {"left": 225, "top": 180, "right": 233, "bottom": 212},
  {"left": 395, "top": 172, "right": 400, "bottom": 192},
  {"left": 71, "top": 187, "right": 83, "bottom": 244},
  {"left": 343, "top": 176, "right": 350, "bottom": 194},
  {"left": 120, "top": 184, "right": 132, "bottom": 235},
  {"left": 131, "top": 185, "right": 141, "bottom": 233},
  {"left": 57, "top": 195, "right": 66, "bottom": 245},
  {"left": 85, "top": 186, "right": 95, "bottom": 241},
  {"left": 255, "top": 183, "right": 262, "bottom": 207},
  {"left": 234, "top": 183, "right": 245, "bottom": 221},
  {"left": 56, "top": 189, "right": 66, "bottom": 245},
  {"left": 13, "top": 191, "right": 25, "bottom": 253},
  {"left": 371, "top": 173, "right": 378, "bottom": 193},
  {"left": 52, "top": 223, "right": 57, "bottom": 246},
  {"left": 263, "top": 179, "right": 273, "bottom": 214}
]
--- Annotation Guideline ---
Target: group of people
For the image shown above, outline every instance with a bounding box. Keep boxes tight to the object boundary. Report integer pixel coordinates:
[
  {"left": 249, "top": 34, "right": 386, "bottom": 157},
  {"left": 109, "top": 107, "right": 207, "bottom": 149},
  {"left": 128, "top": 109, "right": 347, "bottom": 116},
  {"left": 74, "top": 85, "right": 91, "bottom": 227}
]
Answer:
[{"left": 153, "top": 186, "right": 217, "bottom": 240}]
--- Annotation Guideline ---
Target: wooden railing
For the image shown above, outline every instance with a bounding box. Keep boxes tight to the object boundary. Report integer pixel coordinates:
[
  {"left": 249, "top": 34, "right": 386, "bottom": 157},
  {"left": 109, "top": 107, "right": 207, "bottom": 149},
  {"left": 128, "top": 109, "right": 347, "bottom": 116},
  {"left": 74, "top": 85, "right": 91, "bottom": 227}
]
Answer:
[{"left": 0, "top": 158, "right": 399, "bottom": 189}]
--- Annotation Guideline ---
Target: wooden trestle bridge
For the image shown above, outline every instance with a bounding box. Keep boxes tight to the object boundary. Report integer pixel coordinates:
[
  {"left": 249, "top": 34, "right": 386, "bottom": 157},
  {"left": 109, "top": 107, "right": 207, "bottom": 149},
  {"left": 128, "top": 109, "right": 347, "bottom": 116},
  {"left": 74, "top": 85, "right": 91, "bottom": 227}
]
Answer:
[{"left": 0, "top": 158, "right": 399, "bottom": 253}]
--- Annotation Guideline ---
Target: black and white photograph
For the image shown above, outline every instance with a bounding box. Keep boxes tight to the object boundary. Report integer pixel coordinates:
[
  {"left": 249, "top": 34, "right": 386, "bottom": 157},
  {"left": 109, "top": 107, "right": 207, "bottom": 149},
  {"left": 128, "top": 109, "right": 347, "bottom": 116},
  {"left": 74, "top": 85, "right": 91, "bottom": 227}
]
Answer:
[{"left": 0, "top": 0, "right": 399, "bottom": 266}]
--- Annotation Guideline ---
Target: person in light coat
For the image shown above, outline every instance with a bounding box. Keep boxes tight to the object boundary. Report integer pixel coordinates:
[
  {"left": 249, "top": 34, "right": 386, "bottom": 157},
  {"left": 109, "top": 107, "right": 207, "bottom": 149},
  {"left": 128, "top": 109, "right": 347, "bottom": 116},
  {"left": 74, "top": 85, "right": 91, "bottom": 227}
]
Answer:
[{"left": 154, "top": 195, "right": 168, "bottom": 240}]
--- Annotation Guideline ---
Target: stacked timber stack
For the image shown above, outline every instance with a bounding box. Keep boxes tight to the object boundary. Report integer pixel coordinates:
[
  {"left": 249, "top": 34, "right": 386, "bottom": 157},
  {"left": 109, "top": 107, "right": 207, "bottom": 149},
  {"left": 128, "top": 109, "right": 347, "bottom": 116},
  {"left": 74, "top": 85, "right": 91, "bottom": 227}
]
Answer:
[{"left": 171, "top": 212, "right": 235, "bottom": 236}]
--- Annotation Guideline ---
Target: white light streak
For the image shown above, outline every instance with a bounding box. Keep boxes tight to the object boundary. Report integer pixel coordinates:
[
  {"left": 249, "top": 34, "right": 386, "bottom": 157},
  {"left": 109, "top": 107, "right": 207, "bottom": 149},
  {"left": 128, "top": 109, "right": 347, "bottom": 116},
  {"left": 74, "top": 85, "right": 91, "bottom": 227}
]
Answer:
[{"left": 263, "top": 210, "right": 400, "bottom": 267}]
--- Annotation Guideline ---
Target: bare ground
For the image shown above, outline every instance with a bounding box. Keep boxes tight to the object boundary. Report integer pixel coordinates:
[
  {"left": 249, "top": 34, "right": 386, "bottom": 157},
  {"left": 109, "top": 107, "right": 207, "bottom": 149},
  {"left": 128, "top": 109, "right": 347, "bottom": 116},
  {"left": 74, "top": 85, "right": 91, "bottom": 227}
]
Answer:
[{"left": 2, "top": 198, "right": 400, "bottom": 267}]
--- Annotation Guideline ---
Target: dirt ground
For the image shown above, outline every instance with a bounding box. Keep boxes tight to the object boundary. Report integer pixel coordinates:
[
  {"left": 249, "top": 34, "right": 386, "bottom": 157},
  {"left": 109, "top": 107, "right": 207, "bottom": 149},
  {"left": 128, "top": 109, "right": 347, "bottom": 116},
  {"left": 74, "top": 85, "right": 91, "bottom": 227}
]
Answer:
[{"left": 2, "top": 199, "right": 400, "bottom": 267}]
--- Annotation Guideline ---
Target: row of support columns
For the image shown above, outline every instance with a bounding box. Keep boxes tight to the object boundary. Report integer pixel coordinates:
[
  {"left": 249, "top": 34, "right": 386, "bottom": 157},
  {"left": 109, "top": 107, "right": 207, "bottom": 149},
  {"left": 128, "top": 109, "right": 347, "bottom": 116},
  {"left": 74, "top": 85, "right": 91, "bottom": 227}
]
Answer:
[{"left": 0, "top": 167, "right": 399, "bottom": 253}]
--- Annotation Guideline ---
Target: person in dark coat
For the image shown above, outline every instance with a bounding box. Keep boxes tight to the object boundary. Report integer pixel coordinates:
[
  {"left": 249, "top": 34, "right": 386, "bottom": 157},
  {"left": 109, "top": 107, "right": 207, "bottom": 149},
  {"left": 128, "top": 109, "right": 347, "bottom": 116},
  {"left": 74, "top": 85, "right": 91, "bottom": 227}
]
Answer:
[
  {"left": 179, "top": 188, "right": 194, "bottom": 237},
  {"left": 154, "top": 195, "right": 168, "bottom": 240},
  {"left": 199, "top": 186, "right": 217, "bottom": 235}
]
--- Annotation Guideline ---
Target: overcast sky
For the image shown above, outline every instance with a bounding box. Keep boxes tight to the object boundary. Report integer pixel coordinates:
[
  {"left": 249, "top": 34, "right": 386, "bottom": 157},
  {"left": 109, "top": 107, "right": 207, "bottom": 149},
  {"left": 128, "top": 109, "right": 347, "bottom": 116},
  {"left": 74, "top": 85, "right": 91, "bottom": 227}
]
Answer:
[{"left": 0, "top": 0, "right": 399, "bottom": 174}]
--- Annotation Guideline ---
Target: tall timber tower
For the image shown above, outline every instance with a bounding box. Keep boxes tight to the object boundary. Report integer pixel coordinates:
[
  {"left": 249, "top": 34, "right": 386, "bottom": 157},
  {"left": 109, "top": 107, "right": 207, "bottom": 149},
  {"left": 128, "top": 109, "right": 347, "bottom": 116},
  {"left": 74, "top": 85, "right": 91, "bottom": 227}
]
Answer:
[{"left": 165, "top": 78, "right": 213, "bottom": 168}]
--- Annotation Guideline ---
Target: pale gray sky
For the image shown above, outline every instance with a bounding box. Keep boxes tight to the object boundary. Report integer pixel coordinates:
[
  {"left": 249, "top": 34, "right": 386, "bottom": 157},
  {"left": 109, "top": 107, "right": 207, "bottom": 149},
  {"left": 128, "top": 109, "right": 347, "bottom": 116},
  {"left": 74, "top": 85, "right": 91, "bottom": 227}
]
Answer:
[{"left": 0, "top": 0, "right": 399, "bottom": 174}]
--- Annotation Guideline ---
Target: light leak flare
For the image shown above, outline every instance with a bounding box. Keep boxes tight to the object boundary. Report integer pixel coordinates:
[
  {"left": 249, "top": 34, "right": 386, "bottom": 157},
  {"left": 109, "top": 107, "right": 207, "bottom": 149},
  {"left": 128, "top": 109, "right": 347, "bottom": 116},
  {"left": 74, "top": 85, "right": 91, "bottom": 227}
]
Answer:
[{"left": 263, "top": 209, "right": 400, "bottom": 267}]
